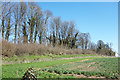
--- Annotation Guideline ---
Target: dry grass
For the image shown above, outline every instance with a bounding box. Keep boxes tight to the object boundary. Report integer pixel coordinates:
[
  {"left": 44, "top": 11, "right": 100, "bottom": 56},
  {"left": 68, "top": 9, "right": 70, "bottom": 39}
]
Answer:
[{"left": 2, "top": 40, "right": 96, "bottom": 57}]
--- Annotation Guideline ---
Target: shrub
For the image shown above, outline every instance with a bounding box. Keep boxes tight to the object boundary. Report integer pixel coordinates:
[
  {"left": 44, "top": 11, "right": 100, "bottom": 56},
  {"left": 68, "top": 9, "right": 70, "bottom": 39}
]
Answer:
[
  {"left": 48, "top": 69, "right": 53, "bottom": 73},
  {"left": 2, "top": 40, "right": 100, "bottom": 57}
]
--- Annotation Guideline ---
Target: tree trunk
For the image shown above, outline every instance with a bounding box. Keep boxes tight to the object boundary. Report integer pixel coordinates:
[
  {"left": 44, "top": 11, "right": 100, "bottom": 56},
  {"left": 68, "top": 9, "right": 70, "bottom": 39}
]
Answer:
[
  {"left": 2, "top": 17, "right": 4, "bottom": 39},
  {"left": 53, "top": 31, "right": 56, "bottom": 47},
  {"left": 15, "top": 24, "right": 17, "bottom": 44},
  {"left": 5, "top": 17, "right": 10, "bottom": 41},
  {"left": 34, "top": 24, "right": 38, "bottom": 43},
  {"left": 22, "top": 22, "right": 27, "bottom": 43},
  {"left": 39, "top": 32, "right": 42, "bottom": 44},
  {"left": 30, "top": 18, "right": 35, "bottom": 43}
]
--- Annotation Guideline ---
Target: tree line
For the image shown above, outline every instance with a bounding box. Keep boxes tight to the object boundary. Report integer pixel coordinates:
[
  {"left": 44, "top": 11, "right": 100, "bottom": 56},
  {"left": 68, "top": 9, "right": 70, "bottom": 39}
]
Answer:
[{"left": 0, "top": 2, "right": 115, "bottom": 56}]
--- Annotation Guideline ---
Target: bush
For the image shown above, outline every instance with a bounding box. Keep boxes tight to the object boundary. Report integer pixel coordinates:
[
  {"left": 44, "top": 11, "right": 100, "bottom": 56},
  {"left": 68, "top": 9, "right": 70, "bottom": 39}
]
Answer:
[
  {"left": 96, "top": 48, "right": 115, "bottom": 56},
  {"left": 2, "top": 40, "right": 16, "bottom": 57},
  {"left": 2, "top": 40, "right": 99, "bottom": 57}
]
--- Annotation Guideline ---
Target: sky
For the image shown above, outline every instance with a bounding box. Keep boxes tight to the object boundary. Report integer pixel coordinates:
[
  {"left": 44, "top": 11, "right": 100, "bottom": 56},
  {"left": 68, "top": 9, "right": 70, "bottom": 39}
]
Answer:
[{"left": 38, "top": 2, "right": 118, "bottom": 53}]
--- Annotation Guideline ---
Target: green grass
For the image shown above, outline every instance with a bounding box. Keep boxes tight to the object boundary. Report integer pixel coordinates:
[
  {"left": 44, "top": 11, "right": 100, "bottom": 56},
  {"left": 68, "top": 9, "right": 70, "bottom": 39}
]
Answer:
[
  {"left": 2, "top": 54, "right": 117, "bottom": 79},
  {"left": 51, "top": 54, "right": 98, "bottom": 58},
  {"left": 40, "top": 57, "right": 119, "bottom": 79},
  {"left": 2, "top": 56, "right": 100, "bottom": 78},
  {"left": 37, "top": 71, "right": 77, "bottom": 78},
  {"left": 2, "top": 55, "right": 51, "bottom": 62},
  {"left": 2, "top": 54, "right": 98, "bottom": 63}
]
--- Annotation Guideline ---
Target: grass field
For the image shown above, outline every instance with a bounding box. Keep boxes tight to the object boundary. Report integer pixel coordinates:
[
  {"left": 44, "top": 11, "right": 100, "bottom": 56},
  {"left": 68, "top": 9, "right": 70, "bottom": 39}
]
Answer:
[
  {"left": 2, "top": 54, "right": 119, "bottom": 79},
  {"left": 2, "top": 54, "right": 98, "bottom": 65},
  {"left": 40, "top": 58, "right": 119, "bottom": 79}
]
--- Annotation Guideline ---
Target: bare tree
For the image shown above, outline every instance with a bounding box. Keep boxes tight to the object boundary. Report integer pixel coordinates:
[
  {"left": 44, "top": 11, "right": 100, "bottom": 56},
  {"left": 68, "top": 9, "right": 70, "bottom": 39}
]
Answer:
[
  {"left": 27, "top": 3, "right": 37, "bottom": 43},
  {"left": 71, "top": 32, "right": 79, "bottom": 48},
  {"left": 18, "top": 2, "right": 27, "bottom": 43},
  {"left": 78, "top": 33, "right": 90, "bottom": 49},
  {"left": 53, "top": 16, "right": 61, "bottom": 43},
  {"left": 88, "top": 41, "right": 97, "bottom": 50},
  {"left": 43, "top": 10, "right": 52, "bottom": 44},
  {"left": 78, "top": 33, "right": 85, "bottom": 49},
  {"left": 4, "top": 2, "right": 13, "bottom": 41},
  {"left": 68, "top": 21, "right": 75, "bottom": 38},
  {"left": 84, "top": 33, "right": 90, "bottom": 49},
  {"left": 60, "top": 21, "right": 69, "bottom": 46},
  {"left": 12, "top": 3, "right": 20, "bottom": 43},
  {"left": 38, "top": 18, "right": 44, "bottom": 44},
  {"left": 67, "top": 21, "right": 76, "bottom": 48},
  {"left": 22, "top": 22, "right": 28, "bottom": 43},
  {"left": 49, "top": 18, "right": 55, "bottom": 46},
  {"left": 1, "top": 2, "right": 10, "bottom": 40},
  {"left": 34, "top": 5, "right": 42, "bottom": 43}
]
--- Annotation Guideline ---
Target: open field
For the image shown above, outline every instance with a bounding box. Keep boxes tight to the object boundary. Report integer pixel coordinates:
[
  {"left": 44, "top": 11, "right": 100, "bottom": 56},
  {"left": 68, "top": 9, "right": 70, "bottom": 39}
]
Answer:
[{"left": 2, "top": 54, "right": 119, "bottom": 79}]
